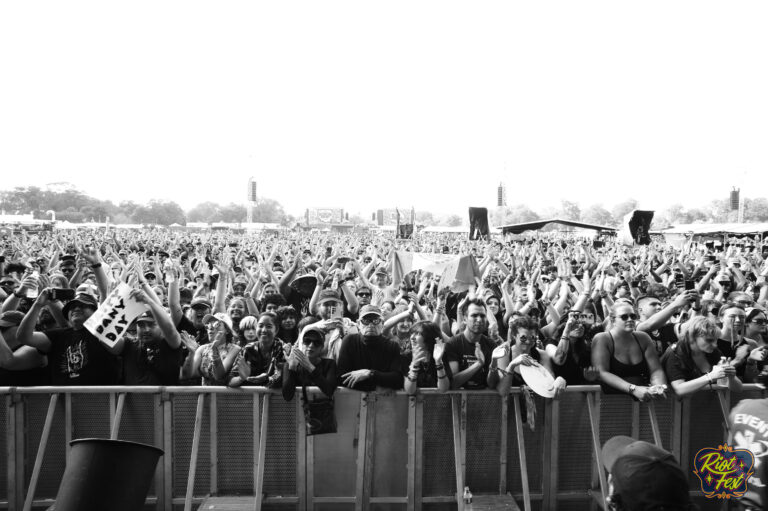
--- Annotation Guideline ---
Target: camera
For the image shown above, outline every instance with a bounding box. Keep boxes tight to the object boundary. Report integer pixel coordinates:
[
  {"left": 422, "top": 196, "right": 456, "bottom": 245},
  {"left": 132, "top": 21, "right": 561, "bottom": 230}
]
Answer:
[{"left": 50, "top": 288, "right": 75, "bottom": 302}]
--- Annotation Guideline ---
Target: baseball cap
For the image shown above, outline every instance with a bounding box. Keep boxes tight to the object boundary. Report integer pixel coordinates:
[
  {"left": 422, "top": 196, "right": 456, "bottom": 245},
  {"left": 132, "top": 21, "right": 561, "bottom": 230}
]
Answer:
[
  {"left": 202, "top": 312, "right": 233, "bottom": 331},
  {"left": 374, "top": 267, "right": 388, "bottom": 276},
  {"left": 359, "top": 305, "right": 383, "bottom": 319},
  {"left": 135, "top": 310, "right": 156, "bottom": 323},
  {"left": 317, "top": 289, "right": 341, "bottom": 305},
  {"left": 189, "top": 297, "right": 212, "bottom": 310},
  {"left": 602, "top": 436, "right": 690, "bottom": 511},
  {"left": 62, "top": 293, "right": 100, "bottom": 317},
  {"left": 0, "top": 311, "right": 25, "bottom": 328}
]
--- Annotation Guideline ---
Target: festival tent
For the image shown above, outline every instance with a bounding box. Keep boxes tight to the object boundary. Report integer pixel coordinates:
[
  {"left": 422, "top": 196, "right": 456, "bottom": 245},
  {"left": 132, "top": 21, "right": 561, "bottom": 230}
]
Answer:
[
  {"left": 391, "top": 250, "right": 481, "bottom": 293},
  {"left": 659, "top": 223, "right": 768, "bottom": 236},
  {"left": 498, "top": 218, "right": 617, "bottom": 235}
]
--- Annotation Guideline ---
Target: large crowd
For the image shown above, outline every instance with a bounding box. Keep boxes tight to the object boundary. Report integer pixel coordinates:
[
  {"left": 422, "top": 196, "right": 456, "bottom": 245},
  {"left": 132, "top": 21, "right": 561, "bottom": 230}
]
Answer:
[
  {"left": 4, "top": 227, "right": 768, "bottom": 509},
  {"left": 0, "top": 228, "right": 766, "bottom": 402}
]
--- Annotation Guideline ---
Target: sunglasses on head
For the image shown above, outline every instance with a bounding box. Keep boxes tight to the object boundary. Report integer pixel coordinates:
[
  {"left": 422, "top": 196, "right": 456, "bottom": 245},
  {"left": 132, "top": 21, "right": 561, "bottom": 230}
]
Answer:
[
  {"left": 360, "top": 317, "right": 381, "bottom": 326},
  {"left": 616, "top": 313, "right": 638, "bottom": 321}
]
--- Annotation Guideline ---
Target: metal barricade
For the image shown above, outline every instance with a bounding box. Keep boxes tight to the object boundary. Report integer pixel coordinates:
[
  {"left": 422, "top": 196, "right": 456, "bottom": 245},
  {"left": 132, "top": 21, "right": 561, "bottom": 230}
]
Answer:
[{"left": 1, "top": 385, "right": 765, "bottom": 511}]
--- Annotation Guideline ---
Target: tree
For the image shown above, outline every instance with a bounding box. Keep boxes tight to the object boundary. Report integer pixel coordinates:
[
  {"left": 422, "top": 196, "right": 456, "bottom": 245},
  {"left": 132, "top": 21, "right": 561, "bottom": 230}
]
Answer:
[
  {"left": 504, "top": 205, "right": 540, "bottom": 224},
  {"left": 415, "top": 210, "right": 435, "bottom": 225},
  {"left": 745, "top": 198, "right": 768, "bottom": 222},
  {"left": 219, "top": 203, "right": 247, "bottom": 223},
  {"left": 446, "top": 215, "right": 463, "bottom": 227},
  {"left": 611, "top": 199, "right": 639, "bottom": 223},
  {"left": 187, "top": 202, "right": 221, "bottom": 223},
  {"left": 559, "top": 200, "right": 581, "bottom": 221},
  {"left": 581, "top": 204, "right": 614, "bottom": 226},
  {"left": 252, "top": 198, "right": 288, "bottom": 224}
]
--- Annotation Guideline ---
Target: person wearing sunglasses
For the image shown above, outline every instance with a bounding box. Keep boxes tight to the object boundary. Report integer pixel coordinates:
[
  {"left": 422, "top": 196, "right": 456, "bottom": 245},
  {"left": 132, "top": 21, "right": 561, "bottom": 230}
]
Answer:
[
  {"left": 547, "top": 310, "right": 600, "bottom": 386},
  {"left": 592, "top": 303, "right": 668, "bottom": 401},
  {"left": 337, "top": 305, "right": 403, "bottom": 391},
  {"left": 717, "top": 303, "right": 761, "bottom": 382},
  {"left": 493, "top": 315, "right": 566, "bottom": 398},
  {"left": 282, "top": 322, "right": 337, "bottom": 402},
  {"left": 661, "top": 316, "right": 742, "bottom": 396}
]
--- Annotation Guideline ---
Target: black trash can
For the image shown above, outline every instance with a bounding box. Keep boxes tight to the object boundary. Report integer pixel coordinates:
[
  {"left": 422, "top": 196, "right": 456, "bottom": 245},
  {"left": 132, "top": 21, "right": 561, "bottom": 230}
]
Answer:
[{"left": 52, "top": 438, "right": 163, "bottom": 511}]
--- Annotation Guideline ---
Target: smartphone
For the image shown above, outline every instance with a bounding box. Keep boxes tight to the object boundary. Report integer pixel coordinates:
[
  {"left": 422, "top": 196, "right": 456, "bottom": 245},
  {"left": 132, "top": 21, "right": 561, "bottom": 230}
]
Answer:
[
  {"left": 684, "top": 280, "right": 695, "bottom": 290},
  {"left": 674, "top": 273, "right": 685, "bottom": 289},
  {"left": 50, "top": 288, "right": 75, "bottom": 302},
  {"left": 329, "top": 305, "right": 343, "bottom": 320}
]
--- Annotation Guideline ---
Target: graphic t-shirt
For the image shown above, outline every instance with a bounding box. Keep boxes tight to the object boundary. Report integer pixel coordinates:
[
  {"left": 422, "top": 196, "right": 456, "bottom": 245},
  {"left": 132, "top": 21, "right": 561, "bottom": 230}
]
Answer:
[
  {"left": 44, "top": 327, "right": 120, "bottom": 385},
  {"left": 729, "top": 398, "right": 768, "bottom": 509},
  {"left": 443, "top": 333, "right": 494, "bottom": 390}
]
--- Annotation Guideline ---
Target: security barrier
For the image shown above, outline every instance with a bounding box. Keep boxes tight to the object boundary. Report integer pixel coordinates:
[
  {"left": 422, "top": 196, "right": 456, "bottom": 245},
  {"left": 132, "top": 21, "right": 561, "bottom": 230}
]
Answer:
[{"left": 1, "top": 385, "right": 765, "bottom": 511}]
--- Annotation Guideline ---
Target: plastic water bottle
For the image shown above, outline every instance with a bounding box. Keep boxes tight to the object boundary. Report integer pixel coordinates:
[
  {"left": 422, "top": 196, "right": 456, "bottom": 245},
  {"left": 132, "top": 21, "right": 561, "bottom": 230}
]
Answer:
[
  {"left": 26, "top": 271, "right": 39, "bottom": 299},
  {"left": 717, "top": 357, "right": 728, "bottom": 387},
  {"left": 463, "top": 486, "right": 472, "bottom": 504}
]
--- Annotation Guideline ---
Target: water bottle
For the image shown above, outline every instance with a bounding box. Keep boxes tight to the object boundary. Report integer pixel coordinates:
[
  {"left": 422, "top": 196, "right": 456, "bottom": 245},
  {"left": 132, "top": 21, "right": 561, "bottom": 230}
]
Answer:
[
  {"left": 463, "top": 486, "right": 472, "bottom": 504},
  {"left": 717, "top": 357, "right": 728, "bottom": 387},
  {"left": 26, "top": 271, "right": 39, "bottom": 299}
]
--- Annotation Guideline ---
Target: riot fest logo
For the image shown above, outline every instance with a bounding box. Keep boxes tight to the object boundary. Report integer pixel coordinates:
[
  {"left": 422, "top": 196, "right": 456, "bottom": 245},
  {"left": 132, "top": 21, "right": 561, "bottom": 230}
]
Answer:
[{"left": 693, "top": 444, "right": 754, "bottom": 499}]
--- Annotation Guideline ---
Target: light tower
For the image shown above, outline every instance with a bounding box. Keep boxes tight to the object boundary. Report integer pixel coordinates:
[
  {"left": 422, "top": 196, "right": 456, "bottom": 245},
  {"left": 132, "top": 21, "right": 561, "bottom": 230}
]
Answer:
[
  {"left": 497, "top": 182, "right": 506, "bottom": 207},
  {"left": 247, "top": 178, "right": 257, "bottom": 224}
]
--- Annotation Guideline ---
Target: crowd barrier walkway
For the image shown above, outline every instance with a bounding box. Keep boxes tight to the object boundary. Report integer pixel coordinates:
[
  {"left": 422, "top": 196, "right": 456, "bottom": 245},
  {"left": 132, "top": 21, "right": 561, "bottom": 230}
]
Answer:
[{"left": 1, "top": 385, "right": 765, "bottom": 511}]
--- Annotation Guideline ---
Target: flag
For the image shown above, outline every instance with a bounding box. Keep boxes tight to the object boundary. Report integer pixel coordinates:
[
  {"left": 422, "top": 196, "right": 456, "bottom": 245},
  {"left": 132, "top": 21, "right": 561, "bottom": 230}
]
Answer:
[{"left": 392, "top": 251, "right": 480, "bottom": 293}]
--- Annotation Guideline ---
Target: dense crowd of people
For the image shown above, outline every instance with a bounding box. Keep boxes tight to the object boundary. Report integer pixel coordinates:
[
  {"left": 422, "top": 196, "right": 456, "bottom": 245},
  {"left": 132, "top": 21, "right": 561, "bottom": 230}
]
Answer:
[{"left": 0, "top": 228, "right": 766, "bottom": 405}]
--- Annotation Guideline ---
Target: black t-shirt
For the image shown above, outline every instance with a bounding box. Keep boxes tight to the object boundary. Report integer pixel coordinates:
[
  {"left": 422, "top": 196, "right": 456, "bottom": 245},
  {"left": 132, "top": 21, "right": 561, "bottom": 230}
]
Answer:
[
  {"left": 121, "top": 338, "right": 183, "bottom": 385},
  {"left": 647, "top": 324, "right": 677, "bottom": 357},
  {"left": 336, "top": 334, "right": 404, "bottom": 392},
  {"left": 662, "top": 345, "right": 722, "bottom": 383},
  {"left": 44, "top": 327, "right": 120, "bottom": 386},
  {"left": 443, "top": 333, "right": 494, "bottom": 390}
]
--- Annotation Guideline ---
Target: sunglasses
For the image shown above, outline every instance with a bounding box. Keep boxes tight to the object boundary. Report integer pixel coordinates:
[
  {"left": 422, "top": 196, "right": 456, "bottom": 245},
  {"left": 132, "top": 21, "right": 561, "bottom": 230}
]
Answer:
[
  {"left": 517, "top": 335, "right": 537, "bottom": 343},
  {"left": 302, "top": 337, "right": 324, "bottom": 347},
  {"left": 357, "top": 292, "right": 372, "bottom": 298},
  {"left": 360, "top": 317, "right": 382, "bottom": 326},
  {"left": 750, "top": 319, "right": 768, "bottom": 325},
  {"left": 708, "top": 308, "right": 720, "bottom": 316},
  {"left": 616, "top": 313, "right": 639, "bottom": 321}
]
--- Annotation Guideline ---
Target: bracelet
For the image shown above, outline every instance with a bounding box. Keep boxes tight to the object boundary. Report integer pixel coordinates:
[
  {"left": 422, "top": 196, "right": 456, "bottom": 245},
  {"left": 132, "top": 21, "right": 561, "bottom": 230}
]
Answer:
[
  {"left": 406, "top": 373, "right": 418, "bottom": 382},
  {"left": 437, "top": 374, "right": 448, "bottom": 380},
  {"left": 692, "top": 307, "right": 701, "bottom": 311},
  {"left": 435, "top": 364, "right": 445, "bottom": 371},
  {"left": 706, "top": 373, "right": 713, "bottom": 384},
  {"left": 496, "top": 367, "right": 512, "bottom": 376},
  {"left": 90, "top": 262, "right": 102, "bottom": 269}
]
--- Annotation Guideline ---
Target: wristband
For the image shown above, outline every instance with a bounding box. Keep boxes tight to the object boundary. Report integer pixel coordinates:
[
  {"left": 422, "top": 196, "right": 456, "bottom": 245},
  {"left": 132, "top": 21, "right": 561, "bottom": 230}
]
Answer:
[
  {"left": 435, "top": 364, "right": 445, "bottom": 371},
  {"left": 90, "top": 262, "right": 102, "bottom": 269}
]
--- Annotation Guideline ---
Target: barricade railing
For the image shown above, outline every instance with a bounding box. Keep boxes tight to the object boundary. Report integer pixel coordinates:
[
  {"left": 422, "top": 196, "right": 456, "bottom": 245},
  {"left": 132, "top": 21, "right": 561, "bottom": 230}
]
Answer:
[{"left": 1, "top": 384, "right": 765, "bottom": 511}]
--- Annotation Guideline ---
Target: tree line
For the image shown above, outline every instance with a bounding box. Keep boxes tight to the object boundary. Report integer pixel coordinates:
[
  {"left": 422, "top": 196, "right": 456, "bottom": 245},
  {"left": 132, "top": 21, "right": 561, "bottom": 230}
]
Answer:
[
  {"left": 2, "top": 186, "right": 767, "bottom": 228},
  {"left": 0, "top": 186, "right": 288, "bottom": 226}
]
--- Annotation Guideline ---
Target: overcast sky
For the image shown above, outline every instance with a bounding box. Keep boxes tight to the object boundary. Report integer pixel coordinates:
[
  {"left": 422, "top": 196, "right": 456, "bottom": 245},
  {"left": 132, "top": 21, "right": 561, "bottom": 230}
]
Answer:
[{"left": 1, "top": 1, "right": 766, "bottom": 219}]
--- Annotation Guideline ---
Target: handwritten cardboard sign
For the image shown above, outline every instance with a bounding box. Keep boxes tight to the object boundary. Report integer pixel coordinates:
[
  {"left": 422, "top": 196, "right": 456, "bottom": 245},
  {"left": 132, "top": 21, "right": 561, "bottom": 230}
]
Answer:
[{"left": 84, "top": 283, "right": 145, "bottom": 347}]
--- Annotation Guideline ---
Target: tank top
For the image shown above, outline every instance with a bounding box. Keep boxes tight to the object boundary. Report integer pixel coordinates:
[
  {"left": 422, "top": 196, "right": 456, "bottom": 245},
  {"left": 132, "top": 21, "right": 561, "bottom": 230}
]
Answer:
[{"left": 601, "top": 332, "right": 650, "bottom": 394}]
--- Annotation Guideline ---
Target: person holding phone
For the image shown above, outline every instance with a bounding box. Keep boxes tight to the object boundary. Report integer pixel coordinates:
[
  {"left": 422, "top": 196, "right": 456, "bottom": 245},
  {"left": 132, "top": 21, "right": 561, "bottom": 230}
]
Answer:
[
  {"left": 546, "top": 310, "right": 600, "bottom": 386},
  {"left": 717, "top": 303, "right": 760, "bottom": 381}
]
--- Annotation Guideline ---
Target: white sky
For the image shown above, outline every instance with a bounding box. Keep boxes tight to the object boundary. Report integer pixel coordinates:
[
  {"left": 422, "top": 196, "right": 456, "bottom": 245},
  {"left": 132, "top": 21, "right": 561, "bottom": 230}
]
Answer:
[{"left": 1, "top": 1, "right": 767, "bottom": 219}]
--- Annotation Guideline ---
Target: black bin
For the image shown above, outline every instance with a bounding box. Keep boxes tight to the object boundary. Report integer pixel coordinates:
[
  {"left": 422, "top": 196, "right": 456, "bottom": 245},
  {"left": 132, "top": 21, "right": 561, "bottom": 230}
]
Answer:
[{"left": 53, "top": 438, "right": 163, "bottom": 511}]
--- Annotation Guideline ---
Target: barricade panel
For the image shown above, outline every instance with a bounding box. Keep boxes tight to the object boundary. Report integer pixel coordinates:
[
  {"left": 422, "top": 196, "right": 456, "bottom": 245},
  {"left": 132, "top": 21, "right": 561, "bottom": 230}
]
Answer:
[
  {"left": 421, "top": 393, "right": 455, "bottom": 497},
  {"left": 465, "top": 393, "right": 502, "bottom": 494},
  {"left": 215, "top": 393, "right": 257, "bottom": 494},
  {"left": 312, "top": 391, "right": 359, "bottom": 499},
  {"left": 172, "top": 393, "right": 211, "bottom": 498},
  {"left": 598, "top": 393, "right": 633, "bottom": 443},
  {"left": 0, "top": 396, "right": 8, "bottom": 500},
  {"left": 24, "top": 394, "right": 66, "bottom": 499},
  {"left": 505, "top": 394, "right": 545, "bottom": 494},
  {"left": 371, "top": 393, "right": 409, "bottom": 499},
  {"left": 558, "top": 392, "right": 592, "bottom": 492},
  {"left": 263, "top": 394, "right": 297, "bottom": 497}
]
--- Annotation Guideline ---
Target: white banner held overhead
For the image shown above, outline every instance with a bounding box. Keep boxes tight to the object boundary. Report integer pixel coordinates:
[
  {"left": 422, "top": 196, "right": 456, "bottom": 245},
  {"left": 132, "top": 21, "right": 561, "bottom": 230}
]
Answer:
[{"left": 84, "top": 283, "right": 146, "bottom": 347}]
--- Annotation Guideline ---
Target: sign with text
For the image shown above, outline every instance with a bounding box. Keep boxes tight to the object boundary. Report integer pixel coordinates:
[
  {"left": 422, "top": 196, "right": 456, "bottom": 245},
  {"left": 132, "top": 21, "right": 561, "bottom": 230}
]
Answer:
[{"left": 84, "top": 283, "right": 146, "bottom": 347}]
